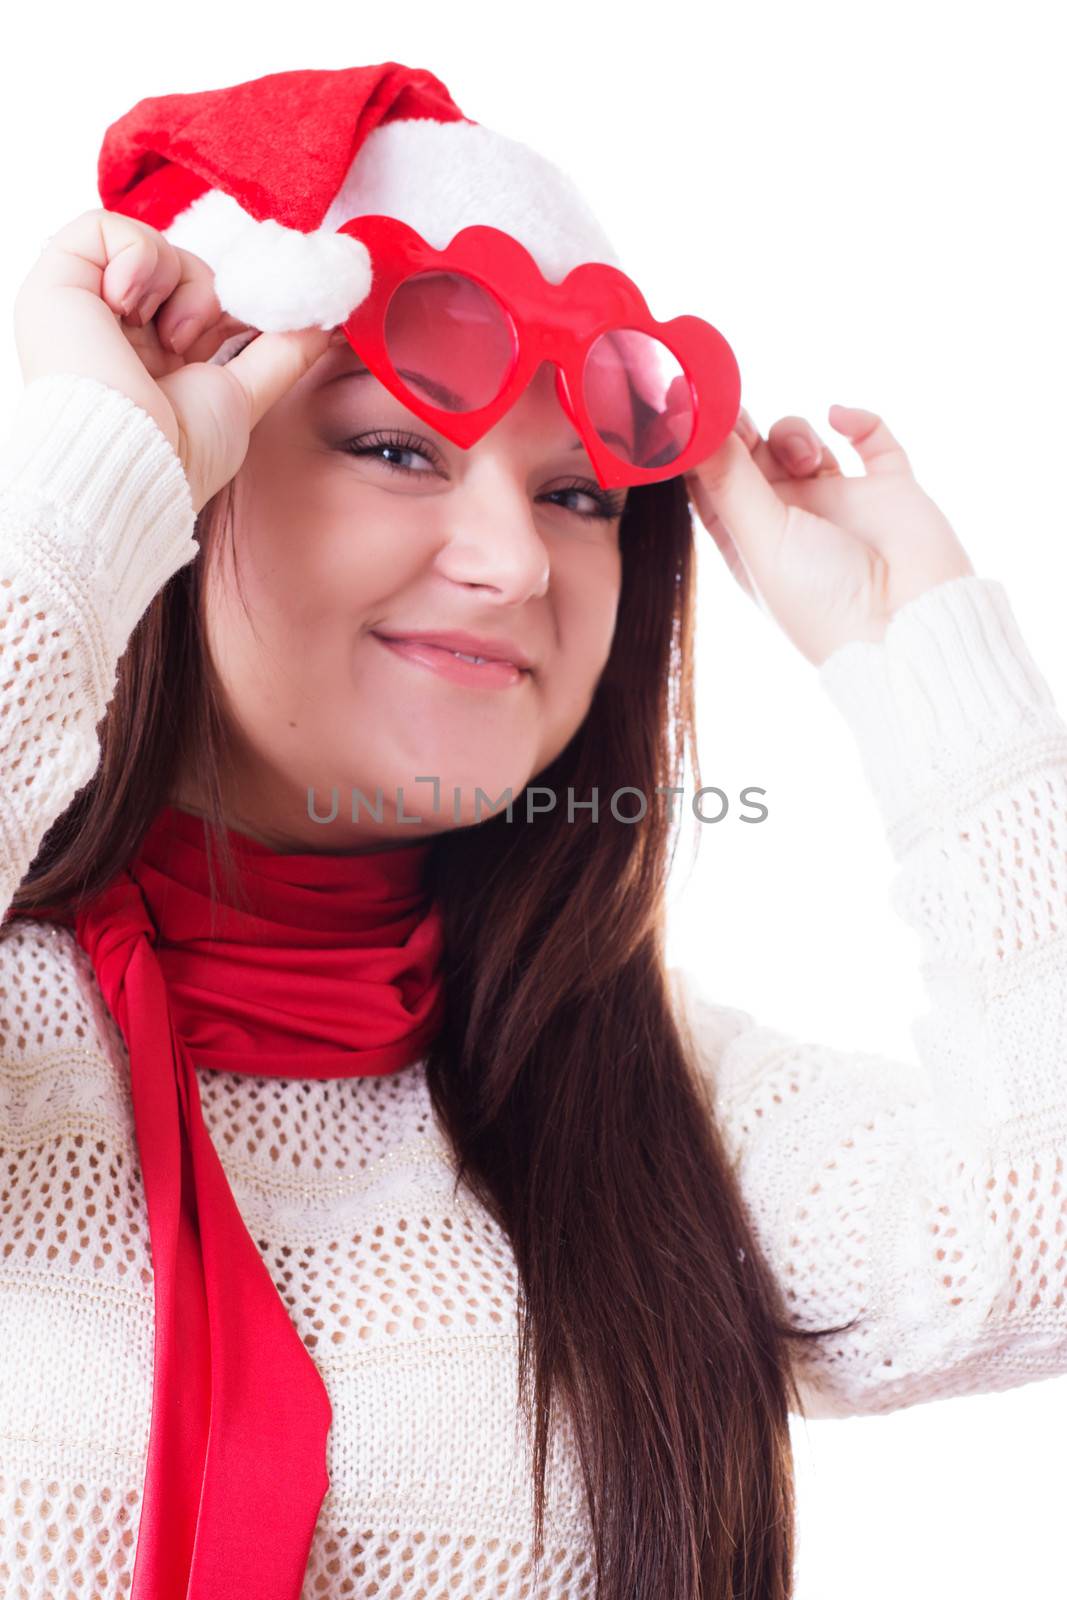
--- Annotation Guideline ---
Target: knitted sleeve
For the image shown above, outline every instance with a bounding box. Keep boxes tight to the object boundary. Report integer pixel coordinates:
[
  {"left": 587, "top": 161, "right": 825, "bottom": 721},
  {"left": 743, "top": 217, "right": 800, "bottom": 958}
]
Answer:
[
  {"left": 0, "top": 374, "right": 198, "bottom": 917},
  {"left": 669, "top": 574, "right": 1067, "bottom": 1419}
]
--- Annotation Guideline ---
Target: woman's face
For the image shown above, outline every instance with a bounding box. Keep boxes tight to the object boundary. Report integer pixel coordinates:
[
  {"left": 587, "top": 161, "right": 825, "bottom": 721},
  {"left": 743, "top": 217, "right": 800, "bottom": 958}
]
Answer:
[{"left": 173, "top": 334, "right": 630, "bottom": 851}]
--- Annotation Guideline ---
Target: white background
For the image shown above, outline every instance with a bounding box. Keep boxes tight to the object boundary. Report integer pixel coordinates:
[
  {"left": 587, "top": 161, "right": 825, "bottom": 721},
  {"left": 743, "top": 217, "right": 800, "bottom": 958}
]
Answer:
[{"left": 2, "top": 2, "right": 1064, "bottom": 1594}]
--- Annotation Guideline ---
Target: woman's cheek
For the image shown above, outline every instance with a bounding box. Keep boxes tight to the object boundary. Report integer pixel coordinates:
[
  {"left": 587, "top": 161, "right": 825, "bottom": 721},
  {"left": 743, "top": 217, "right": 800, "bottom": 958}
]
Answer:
[
  {"left": 544, "top": 546, "right": 622, "bottom": 733},
  {"left": 562, "top": 543, "right": 622, "bottom": 671},
  {"left": 233, "top": 449, "right": 392, "bottom": 603}
]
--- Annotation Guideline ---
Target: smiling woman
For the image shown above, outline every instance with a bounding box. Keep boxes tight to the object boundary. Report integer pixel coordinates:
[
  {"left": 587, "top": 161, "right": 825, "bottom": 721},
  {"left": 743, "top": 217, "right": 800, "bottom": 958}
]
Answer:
[{"left": 3, "top": 58, "right": 1067, "bottom": 1600}]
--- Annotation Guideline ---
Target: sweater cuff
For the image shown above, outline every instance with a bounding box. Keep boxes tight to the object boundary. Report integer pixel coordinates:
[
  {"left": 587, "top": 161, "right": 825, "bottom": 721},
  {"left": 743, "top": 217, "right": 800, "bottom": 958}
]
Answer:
[
  {"left": 0, "top": 373, "right": 199, "bottom": 661},
  {"left": 817, "top": 575, "right": 1067, "bottom": 838}
]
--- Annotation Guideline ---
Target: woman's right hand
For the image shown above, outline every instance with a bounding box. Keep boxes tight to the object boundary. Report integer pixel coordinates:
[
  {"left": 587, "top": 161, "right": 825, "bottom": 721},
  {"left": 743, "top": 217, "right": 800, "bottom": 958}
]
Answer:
[{"left": 13, "top": 208, "right": 334, "bottom": 513}]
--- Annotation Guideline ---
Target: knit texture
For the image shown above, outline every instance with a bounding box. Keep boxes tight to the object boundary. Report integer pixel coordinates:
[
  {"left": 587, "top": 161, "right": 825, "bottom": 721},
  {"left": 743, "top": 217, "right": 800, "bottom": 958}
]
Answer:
[{"left": 1, "top": 373, "right": 1066, "bottom": 1597}]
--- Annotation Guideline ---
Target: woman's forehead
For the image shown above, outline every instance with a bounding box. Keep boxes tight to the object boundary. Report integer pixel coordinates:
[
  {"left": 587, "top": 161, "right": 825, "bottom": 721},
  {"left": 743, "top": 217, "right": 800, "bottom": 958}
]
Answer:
[{"left": 312, "top": 344, "right": 596, "bottom": 455}]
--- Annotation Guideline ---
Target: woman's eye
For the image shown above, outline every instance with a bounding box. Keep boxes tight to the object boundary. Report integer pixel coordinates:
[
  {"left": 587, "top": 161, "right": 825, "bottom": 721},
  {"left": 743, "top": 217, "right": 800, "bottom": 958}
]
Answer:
[
  {"left": 545, "top": 481, "right": 628, "bottom": 522},
  {"left": 345, "top": 431, "right": 439, "bottom": 474},
  {"left": 343, "top": 432, "right": 625, "bottom": 522}
]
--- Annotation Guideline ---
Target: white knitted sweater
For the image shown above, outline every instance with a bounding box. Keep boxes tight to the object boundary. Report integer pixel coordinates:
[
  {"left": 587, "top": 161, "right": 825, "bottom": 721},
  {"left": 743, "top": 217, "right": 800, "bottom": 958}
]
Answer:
[{"left": 1, "top": 373, "right": 1065, "bottom": 1599}]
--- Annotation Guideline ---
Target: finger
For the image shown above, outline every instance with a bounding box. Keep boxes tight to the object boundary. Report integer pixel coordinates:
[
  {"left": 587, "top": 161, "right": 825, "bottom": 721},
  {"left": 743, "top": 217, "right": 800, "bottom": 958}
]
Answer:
[
  {"left": 15, "top": 215, "right": 170, "bottom": 403},
  {"left": 104, "top": 231, "right": 164, "bottom": 322},
  {"left": 154, "top": 272, "right": 228, "bottom": 354},
  {"left": 827, "top": 404, "right": 914, "bottom": 478},
  {"left": 734, "top": 405, "right": 761, "bottom": 451},
  {"left": 30, "top": 210, "right": 202, "bottom": 338},
  {"left": 178, "top": 317, "right": 255, "bottom": 367},
  {"left": 701, "top": 505, "right": 757, "bottom": 600},
  {"left": 26, "top": 210, "right": 145, "bottom": 305},
  {"left": 733, "top": 406, "right": 817, "bottom": 486},
  {"left": 95, "top": 219, "right": 170, "bottom": 320},
  {"left": 685, "top": 434, "right": 789, "bottom": 578},
  {"left": 766, "top": 416, "right": 845, "bottom": 478},
  {"left": 119, "top": 241, "right": 223, "bottom": 340},
  {"left": 222, "top": 325, "right": 334, "bottom": 430},
  {"left": 785, "top": 439, "right": 844, "bottom": 476}
]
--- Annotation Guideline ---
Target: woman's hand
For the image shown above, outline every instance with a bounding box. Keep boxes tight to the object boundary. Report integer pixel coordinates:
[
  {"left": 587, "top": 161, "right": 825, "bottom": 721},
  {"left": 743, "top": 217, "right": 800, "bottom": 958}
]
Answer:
[
  {"left": 13, "top": 208, "right": 334, "bottom": 514},
  {"left": 684, "top": 404, "right": 975, "bottom": 667}
]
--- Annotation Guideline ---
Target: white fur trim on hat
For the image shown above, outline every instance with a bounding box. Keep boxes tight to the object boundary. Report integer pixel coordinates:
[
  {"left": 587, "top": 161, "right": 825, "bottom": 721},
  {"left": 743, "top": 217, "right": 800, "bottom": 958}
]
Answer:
[
  {"left": 163, "top": 116, "right": 620, "bottom": 335},
  {"left": 164, "top": 194, "right": 372, "bottom": 333},
  {"left": 321, "top": 118, "right": 621, "bottom": 281}
]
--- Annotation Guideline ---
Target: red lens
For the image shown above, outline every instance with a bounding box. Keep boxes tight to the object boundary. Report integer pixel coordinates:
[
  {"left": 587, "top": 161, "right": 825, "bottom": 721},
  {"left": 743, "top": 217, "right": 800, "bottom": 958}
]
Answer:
[
  {"left": 383, "top": 271, "right": 516, "bottom": 412},
  {"left": 582, "top": 329, "right": 694, "bottom": 469}
]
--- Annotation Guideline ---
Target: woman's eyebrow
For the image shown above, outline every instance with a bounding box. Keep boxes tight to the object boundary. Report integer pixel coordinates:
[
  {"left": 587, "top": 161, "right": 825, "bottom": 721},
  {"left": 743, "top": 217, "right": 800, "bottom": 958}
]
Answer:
[
  {"left": 321, "top": 365, "right": 466, "bottom": 411},
  {"left": 396, "top": 369, "right": 466, "bottom": 410},
  {"left": 571, "top": 430, "right": 630, "bottom": 455}
]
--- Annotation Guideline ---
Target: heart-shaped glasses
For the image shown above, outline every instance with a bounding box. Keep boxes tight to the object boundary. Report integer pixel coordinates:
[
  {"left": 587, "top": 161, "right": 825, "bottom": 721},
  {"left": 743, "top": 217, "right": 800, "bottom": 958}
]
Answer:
[{"left": 335, "top": 214, "right": 742, "bottom": 491}]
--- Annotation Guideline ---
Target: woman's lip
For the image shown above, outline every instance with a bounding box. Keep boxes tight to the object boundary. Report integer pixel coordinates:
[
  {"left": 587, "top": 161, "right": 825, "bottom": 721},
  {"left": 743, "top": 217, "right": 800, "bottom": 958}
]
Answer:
[
  {"left": 372, "top": 633, "right": 531, "bottom": 689},
  {"left": 372, "top": 629, "right": 533, "bottom": 670}
]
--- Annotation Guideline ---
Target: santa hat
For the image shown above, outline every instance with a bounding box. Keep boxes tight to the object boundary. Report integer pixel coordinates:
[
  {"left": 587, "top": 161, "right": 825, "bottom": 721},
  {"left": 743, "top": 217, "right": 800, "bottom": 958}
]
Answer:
[{"left": 98, "top": 63, "right": 623, "bottom": 335}]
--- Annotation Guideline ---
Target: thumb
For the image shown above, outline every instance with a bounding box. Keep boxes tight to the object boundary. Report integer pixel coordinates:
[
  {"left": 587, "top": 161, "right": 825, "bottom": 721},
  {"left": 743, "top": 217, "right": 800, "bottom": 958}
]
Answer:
[
  {"left": 685, "top": 434, "right": 789, "bottom": 580},
  {"left": 223, "top": 325, "right": 333, "bottom": 430}
]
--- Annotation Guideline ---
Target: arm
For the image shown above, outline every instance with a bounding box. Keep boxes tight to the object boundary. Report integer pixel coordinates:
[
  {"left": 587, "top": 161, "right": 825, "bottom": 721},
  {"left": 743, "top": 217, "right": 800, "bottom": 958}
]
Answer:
[
  {"left": 0, "top": 373, "right": 198, "bottom": 919},
  {"left": 0, "top": 204, "right": 338, "bottom": 924},
  {"left": 670, "top": 573, "right": 1067, "bottom": 1418}
]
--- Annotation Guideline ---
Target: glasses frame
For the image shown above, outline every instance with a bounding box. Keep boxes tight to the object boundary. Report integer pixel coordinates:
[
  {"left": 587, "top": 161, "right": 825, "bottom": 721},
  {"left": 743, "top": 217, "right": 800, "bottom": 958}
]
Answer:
[{"left": 335, "top": 213, "right": 742, "bottom": 490}]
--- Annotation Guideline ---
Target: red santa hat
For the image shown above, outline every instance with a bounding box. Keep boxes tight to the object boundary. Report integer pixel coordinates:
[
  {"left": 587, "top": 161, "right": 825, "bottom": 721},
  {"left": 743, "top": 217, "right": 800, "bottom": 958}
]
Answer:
[{"left": 98, "top": 62, "right": 623, "bottom": 335}]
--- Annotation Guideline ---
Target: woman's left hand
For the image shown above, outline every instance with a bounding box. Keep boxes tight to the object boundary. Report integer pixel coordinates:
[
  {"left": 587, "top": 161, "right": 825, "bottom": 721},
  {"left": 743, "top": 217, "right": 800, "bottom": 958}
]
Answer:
[{"left": 684, "top": 404, "right": 975, "bottom": 667}]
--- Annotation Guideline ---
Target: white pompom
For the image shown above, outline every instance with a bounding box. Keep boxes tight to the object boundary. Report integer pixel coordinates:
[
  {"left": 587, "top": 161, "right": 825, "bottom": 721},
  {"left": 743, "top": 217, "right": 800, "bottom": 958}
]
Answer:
[{"left": 211, "top": 219, "right": 373, "bottom": 333}]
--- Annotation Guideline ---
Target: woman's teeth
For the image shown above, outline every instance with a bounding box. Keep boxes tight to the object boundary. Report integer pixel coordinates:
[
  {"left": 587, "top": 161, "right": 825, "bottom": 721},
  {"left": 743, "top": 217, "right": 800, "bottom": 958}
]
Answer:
[{"left": 451, "top": 651, "right": 490, "bottom": 664}]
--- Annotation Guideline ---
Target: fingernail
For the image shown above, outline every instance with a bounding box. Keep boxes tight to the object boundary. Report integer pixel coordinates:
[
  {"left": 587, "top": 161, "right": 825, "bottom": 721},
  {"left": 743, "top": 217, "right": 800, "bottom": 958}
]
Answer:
[
  {"left": 168, "top": 317, "right": 195, "bottom": 352},
  {"left": 135, "top": 293, "right": 158, "bottom": 325},
  {"left": 782, "top": 433, "right": 814, "bottom": 466}
]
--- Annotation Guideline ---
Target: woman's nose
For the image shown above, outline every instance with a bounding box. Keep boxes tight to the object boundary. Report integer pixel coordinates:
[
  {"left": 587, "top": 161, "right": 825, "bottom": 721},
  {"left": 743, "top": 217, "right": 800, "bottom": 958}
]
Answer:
[{"left": 433, "top": 475, "right": 551, "bottom": 603}]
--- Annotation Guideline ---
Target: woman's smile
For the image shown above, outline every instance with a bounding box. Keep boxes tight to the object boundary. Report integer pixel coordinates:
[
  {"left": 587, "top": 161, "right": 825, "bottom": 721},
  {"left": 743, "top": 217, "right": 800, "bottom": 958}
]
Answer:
[{"left": 371, "top": 631, "right": 532, "bottom": 689}]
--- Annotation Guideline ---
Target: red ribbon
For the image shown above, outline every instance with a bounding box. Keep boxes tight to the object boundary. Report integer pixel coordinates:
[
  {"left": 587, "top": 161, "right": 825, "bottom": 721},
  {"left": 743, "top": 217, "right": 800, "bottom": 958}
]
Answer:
[{"left": 20, "top": 805, "right": 445, "bottom": 1598}]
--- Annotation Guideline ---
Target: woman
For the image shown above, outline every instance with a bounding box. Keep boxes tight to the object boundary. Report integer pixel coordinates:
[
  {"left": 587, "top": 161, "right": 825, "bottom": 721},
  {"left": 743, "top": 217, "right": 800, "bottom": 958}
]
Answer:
[{"left": 1, "top": 63, "right": 1064, "bottom": 1600}]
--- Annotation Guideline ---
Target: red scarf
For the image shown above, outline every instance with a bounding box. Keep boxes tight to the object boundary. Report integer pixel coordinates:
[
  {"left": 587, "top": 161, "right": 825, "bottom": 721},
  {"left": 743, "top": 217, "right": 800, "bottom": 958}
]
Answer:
[{"left": 15, "top": 804, "right": 446, "bottom": 1598}]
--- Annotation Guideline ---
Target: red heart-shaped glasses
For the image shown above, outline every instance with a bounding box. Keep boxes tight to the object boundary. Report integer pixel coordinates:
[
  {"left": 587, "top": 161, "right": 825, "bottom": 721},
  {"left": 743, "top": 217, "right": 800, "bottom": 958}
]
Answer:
[{"left": 336, "top": 214, "right": 742, "bottom": 491}]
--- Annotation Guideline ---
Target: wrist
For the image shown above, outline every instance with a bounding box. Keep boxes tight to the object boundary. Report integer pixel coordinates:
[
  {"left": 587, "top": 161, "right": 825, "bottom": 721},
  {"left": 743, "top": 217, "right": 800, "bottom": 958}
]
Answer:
[
  {"left": 0, "top": 373, "right": 198, "bottom": 669},
  {"left": 817, "top": 574, "right": 1064, "bottom": 840}
]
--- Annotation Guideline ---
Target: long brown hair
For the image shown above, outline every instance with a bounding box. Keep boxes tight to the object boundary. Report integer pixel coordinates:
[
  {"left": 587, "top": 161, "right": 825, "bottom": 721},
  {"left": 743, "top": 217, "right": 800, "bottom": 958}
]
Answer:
[{"left": 8, "top": 467, "right": 858, "bottom": 1598}]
